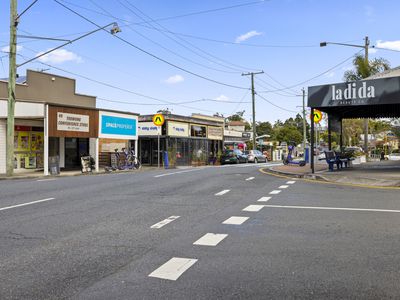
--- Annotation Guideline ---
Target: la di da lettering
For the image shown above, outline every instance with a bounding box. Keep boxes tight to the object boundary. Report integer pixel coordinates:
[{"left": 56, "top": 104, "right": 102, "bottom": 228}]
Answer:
[{"left": 332, "top": 82, "right": 375, "bottom": 101}]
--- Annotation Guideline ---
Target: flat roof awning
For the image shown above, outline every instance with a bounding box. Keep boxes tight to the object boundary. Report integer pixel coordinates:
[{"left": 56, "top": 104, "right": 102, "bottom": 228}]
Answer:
[{"left": 308, "top": 76, "right": 400, "bottom": 119}]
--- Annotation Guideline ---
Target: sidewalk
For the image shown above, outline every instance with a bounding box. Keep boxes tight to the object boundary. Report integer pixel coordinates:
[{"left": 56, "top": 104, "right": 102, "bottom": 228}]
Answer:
[{"left": 265, "top": 160, "right": 400, "bottom": 187}]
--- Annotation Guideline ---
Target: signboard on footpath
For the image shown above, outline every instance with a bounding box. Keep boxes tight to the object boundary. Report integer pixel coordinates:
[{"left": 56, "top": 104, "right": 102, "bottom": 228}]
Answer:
[
  {"left": 57, "top": 112, "right": 89, "bottom": 132},
  {"left": 98, "top": 111, "right": 138, "bottom": 140},
  {"left": 138, "top": 122, "right": 161, "bottom": 136}
]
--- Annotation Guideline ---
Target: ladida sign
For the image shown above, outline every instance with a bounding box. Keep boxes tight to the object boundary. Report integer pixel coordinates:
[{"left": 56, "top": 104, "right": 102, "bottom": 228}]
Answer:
[{"left": 308, "top": 76, "right": 400, "bottom": 108}]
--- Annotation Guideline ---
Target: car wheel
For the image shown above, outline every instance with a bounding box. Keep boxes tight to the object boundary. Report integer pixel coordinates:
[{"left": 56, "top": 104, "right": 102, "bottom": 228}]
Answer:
[
  {"left": 254, "top": 158, "right": 258, "bottom": 164},
  {"left": 236, "top": 158, "right": 240, "bottom": 164}
]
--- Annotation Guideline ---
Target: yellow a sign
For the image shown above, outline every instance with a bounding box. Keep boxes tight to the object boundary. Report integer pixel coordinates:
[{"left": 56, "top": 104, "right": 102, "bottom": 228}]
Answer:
[
  {"left": 311, "top": 109, "right": 323, "bottom": 123},
  {"left": 152, "top": 114, "right": 165, "bottom": 126}
]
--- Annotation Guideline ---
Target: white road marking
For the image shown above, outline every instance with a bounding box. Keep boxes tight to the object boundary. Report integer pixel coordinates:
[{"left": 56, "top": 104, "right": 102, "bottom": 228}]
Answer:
[
  {"left": 242, "top": 205, "right": 265, "bottom": 212},
  {"left": 0, "top": 198, "right": 55, "bottom": 212},
  {"left": 222, "top": 216, "right": 249, "bottom": 225},
  {"left": 37, "top": 178, "right": 56, "bottom": 182},
  {"left": 264, "top": 205, "right": 400, "bottom": 213},
  {"left": 279, "top": 185, "right": 289, "bottom": 189},
  {"left": 154, "top": 169, "right": 201, "bottom": 178},
  {"left": 257, "top": 197, "right": 271, "bottom": 202},
  {"left": 245, "top": 177, "right": 255, "bottom": 181},
  {"left": 215, "top": 189, "right": 230, "bottom": 196},
  {"left": 269, "top": 190, "right": 281, "bottom": 195},
  {"left": 148, "top": 257, "right": 198, "bottom": 281},
  {"left": 150, "top": 216, "right": 180, "bottom": 229},
  {"left": 286, "top": 181, "right": 296, "bottom": 184},
  {"left": 193, "top": 233, "right": 228, "bottom": 246}
]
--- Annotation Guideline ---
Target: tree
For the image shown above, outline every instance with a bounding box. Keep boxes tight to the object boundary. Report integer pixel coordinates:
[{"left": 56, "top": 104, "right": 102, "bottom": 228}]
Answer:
[
  {"left": 274, "top": 125, "right": 303, "bottom": 146},
  {"left": 343, "top": 54, "right": 390, "bottom": 81},
  {"left": 256, "top": 121, "right": 273, "bottom": 137},
  {"left": 226, "top": 110, "right": 245, "bottom": 122}
]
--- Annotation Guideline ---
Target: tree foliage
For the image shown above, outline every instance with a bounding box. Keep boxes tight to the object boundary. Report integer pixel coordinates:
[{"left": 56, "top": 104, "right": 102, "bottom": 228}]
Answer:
[{"left": 343, "top": 54, "right": 390, "bottom": 81}]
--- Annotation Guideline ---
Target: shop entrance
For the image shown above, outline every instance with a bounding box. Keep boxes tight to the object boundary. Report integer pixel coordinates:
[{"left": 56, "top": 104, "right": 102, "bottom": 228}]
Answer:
[{"left": 65, "top": 138, "right": 89, "bottom": 169}]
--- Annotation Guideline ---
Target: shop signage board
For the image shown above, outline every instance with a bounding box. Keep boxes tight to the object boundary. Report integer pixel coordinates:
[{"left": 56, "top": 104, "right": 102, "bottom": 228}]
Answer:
[
  {"left": 308, "top": 76, "right": 400, "bottom": 107},
  {"left": 98, "top": 111, "right": 138, "bottom": 140},
  {"left": 207, "top": 126, "right": 223, "bottom": 140},
  {"left": 167, "top": 121, "right": 189, "bottom": 137},
  {"left": 138, "top": 122, "right": 161, "bottom": 136},
  {"left": 57, "top": 112, "right": 89, "bottom": 132},
  {"left": 190, "top": 124, "right": 207, "bottom": 137}
]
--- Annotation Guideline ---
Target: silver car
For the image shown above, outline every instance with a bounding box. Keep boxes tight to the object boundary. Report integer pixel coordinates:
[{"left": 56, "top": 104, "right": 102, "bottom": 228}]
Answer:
[{"left": 244, "top": 150, "right": 267, "bottom": 163}]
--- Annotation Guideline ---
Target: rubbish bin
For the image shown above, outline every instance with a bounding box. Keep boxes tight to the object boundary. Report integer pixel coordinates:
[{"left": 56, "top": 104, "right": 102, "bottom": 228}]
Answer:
[{"left": 48, "top": 156, "right": 60, "bottom": 175}]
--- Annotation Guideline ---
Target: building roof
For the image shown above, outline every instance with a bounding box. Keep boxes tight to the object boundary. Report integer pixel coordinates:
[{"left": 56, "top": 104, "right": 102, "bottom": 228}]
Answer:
[
  {"left": 366, "top": 66, "right": 400, "bottom": 80},
  {"left": 0, "top": 76, "right": 27, "bottom": 84},
  {"left": 227, "top": 121, "right": 247, "bottom": 126}
]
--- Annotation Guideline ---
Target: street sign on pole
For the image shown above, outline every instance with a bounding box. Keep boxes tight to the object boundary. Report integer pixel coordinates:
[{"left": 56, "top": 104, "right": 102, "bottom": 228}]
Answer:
[
  {"left": 311, "top": 109, "right": 323, "bottom": 123},
  {"left": 152, "top": 114, "right": 165, "bottom": 168}
]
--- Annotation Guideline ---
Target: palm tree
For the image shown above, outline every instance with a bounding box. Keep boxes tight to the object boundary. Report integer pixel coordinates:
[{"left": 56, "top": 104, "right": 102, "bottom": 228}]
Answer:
[{"left": 343, "top": 54, "right": 390, "bottom": 153}]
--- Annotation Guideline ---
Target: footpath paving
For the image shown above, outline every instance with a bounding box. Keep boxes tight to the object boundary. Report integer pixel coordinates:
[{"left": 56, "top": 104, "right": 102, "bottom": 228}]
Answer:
[{"left": 265, "top": 160, "right": 400, "bottom": 187}]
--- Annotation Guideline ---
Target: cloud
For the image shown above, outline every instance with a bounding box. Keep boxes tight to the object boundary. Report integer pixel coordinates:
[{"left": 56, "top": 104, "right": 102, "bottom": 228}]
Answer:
[
  {"left": 375, "top": 40, "right": 400, "bottom": 51},
  {"left": 368, "top": 48, "right": 378, "bottom": 54},
  {"left": 164, "top": 74, "right": 184, "bottom": 84},
  {"left": 235, "top": 30, "right": 263, "bottom": 43},
  {"left": 1, "top": 45, "right": 23, "bottom": 53},
  {"left": 214, "top": 94, "right": 230, "bottom": 101},
  {"left": 37, "top": 49, "right": 82, "bottom": 64}
]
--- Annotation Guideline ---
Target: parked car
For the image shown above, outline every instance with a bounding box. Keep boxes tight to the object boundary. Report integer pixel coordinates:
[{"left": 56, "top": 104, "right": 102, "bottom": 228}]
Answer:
[
  {"left": 220, "top": 149, "right": 248, "bottom": 165},
  {"left": 388, "top": 152, "right": 400, "bottom": 161},
  {"left": 244, "top": 150, "right": 267, "bottom": 163}
]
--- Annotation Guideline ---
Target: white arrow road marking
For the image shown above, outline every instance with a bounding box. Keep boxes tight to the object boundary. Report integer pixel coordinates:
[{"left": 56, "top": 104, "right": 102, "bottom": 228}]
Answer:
[
  {"left": 286, "top": 181, "right": 296, "bottom": 184},
  {"left": 257, "top": 196, "right": 271, "bottom": 202},
  {"left": 279, "top": 185, "right": 289, "bottom": 189},
  {"left": 269, "top": 190, "right": 281, "bottom": 195},
  {"left": 242, "top": 205, "right": 265, "bottom": 212},
  {"left": 264, "top": 205, "right": 400, "bottom": 213},
  {"left": 149, "top": 257, "right": 198, "bottom": 281},
  {"left": 150, "top": 216, "right": 180, "bottom": 229},
  {"left": 245, "top": 177, "right": 255, "bottom": 181},
  {"left": 222, "top": 216, "right": 249, "bottom": 225},
  {"left": 215, "top": 189, "right": 230, "bottom": 196},
  {"left": 0, "top": 198, "right": 55, "bottom": 212},
  {"left": 193, "top": 233, "right": 228, "bottom": 246}
]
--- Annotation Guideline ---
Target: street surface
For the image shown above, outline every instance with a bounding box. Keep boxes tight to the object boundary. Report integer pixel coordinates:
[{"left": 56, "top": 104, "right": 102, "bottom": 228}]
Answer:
[{"left": 1, "top": 163, "right": 400, "bottom": 299}]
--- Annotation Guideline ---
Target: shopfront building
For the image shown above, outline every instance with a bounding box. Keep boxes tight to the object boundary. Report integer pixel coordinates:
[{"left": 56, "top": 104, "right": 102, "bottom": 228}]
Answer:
[{"left": 138, "top": 114, "right": 224, "bottom": 167}]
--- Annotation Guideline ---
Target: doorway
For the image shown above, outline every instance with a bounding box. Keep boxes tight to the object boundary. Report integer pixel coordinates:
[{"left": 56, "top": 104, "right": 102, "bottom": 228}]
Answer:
[{"left": 65, "top": 138, "right": 89, "bottom": 169}]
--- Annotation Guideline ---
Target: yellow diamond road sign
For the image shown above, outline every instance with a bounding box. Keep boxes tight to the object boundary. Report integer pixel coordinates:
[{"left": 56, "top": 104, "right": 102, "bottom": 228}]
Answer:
[
  {"left": 152, "top": 114, "right": 165, "bottom": 126},
  {"left": 312, "top": 109, "right": 323, "bottom": 123}
]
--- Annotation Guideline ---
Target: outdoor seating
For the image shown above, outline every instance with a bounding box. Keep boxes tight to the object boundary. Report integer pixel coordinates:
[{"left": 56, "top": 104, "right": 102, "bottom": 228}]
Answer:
[
  {"left": 334, "top": 151, "right": 354, "bottom": 168},
  {"left": 324, "top": 151, "right": 341, "bottom": 171}
]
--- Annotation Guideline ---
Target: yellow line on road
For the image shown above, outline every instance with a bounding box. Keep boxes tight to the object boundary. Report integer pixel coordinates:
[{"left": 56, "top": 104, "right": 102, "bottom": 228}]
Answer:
[{"left": 258, "top": 168, "right": 400, "bottom": 190}]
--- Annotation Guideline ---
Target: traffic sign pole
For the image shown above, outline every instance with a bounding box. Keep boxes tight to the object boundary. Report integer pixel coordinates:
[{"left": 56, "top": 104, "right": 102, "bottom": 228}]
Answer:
[{"left": 152, "top": 114, "right": 165, "bottom": 169}]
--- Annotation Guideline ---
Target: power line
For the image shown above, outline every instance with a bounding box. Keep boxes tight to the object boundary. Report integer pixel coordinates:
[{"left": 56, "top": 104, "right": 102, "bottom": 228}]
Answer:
[
  {"left": 255, "top": 78, "right": 299, "bottom": 97},
  {"left": 53, "top": 0, "right": 249, "bottom": 90},
  {"left": 256, "top": 92, "right": 299, "bottom": 113}
]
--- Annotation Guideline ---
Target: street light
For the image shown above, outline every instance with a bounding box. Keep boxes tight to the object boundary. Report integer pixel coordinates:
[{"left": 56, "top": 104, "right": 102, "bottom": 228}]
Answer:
[
  {"left": 6, "top": 0, "right": 120, "bottom": 176},
  {"left": 320, "top": 36, "right": 370, "bottom": 153}
]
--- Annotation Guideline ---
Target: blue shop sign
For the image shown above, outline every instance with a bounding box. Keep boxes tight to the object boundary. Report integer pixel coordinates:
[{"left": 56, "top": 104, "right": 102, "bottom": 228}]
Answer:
[{"left": 101, "top": 115, "right": 137, "bottom": 136}]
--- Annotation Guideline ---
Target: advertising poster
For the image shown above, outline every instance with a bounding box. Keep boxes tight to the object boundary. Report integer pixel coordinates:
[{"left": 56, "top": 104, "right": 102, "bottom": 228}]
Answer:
[
  {"left": 31, "top": 132, "right": 44, "bottom": 151},
  {"left": 19, "top": 132, "right": 30, "bottom": 151}
]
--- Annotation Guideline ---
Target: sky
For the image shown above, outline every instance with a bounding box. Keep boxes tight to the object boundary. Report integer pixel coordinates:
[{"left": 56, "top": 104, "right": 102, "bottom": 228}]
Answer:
[{"left": 1, "top": 0, "right": 400, "bottom": 124}]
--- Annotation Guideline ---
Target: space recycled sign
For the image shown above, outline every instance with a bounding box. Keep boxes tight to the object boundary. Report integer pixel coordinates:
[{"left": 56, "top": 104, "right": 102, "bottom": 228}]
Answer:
[
  {"left": 308, "top": 76, "right": 400, "bottom": 108},
  {"left": 98, "top": 111, "right": 138, "bottom": 140}
]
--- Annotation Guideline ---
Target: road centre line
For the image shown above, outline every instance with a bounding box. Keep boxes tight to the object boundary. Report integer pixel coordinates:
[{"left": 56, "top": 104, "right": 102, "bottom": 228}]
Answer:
[
  {"left": 222, "top": 216, "right": 249, "bottom": 225},
  {"left": 215, "top": 189, "right": 230, "bottom": 196},
  {"left": 269, "top": 190, "right": 281, "bottom": 195},
  {"left": 242, "top": 205, "right": 265, "bottom": 212},
  {"left": 279, "top": 185, "right": 289, "bottom": 189},
  {"left": 37, "top": 178, "right": 57, "bottom": 182},
  {"left": 193, "top": 233, "right": 228, "bottom": 246},
  {"left": 154, "top": 169, "right": 201, "bottom": 178},
  {"left": 0, "top": 198, "right": 55, "bottom": 212},
  {"left": 264, "top": 205, "right": 400, "bottom": 213},
  {"left": 148, "top": 257, "right": 198, "bottom": 281},
  {"left": 151, "top": 216, "right": 180, "bottom": 229},
  {"left": 257, "top": 197, "right": 271, "bottom": 202},
  {"left": 245, "top": 177, "right": 255, "bottom": 181},
  {"left": 286, "top": 181, "right": 296, "bottom": 184}
]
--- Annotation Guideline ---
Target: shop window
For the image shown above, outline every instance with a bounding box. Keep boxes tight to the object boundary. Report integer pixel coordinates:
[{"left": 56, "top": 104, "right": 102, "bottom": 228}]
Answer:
[
  {"left": 191, "top": 125, "right": 206, "bottom": 137},
  {"left": 13, "top": 126, "right": 44, "bottom": 170}
]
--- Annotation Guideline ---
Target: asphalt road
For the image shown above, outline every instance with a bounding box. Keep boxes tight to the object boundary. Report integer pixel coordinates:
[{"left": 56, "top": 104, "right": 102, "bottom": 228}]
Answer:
[{"left": 1, "top": 163, "right": 400, "bottom": 299}]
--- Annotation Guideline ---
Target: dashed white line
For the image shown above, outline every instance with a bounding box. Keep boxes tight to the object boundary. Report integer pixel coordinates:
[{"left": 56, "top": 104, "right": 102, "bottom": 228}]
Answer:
[
  {"left": 37, "top": 178, "right": 56, "bottom": 182},
  {"left": 264, "top": 205, "right": 400, "bottom": 213},
  {"left": 269, "top": 190, "right": 281, "bottom": 195},
  {"left": 0, "top": 198, "right": 56, "bottom": 212},
  {"left": 154, "top": 169, "right": 201, "bottom": 178},
  {"left": 286, "top": 181, "right": 296, "bottom": 184},
  {"left": 279, "top": 185, "right": 289, "bottom": 189},
  {"left": 257, "top": 196, "right": 271, "bottom": 202},
  {"left": 245, "top": 177, "right": 255, "bottom": 181},
  {"left": 150, "top": 216, "right": 180, "bottom": 229},
  {"left": 148, "top": 257, "right": 198, "bottom": 281},
  {"left": 215, "top": 189, "right": 230, "bottom": 196},
  {"left": 242, "top": 205, "right": 265, "bottom": 212},
  {"left": 193, "top": 233, "right": 228, "bottom": 246},
  {"left": 222, "top": 216, "right": 249, "bottom": 225}
]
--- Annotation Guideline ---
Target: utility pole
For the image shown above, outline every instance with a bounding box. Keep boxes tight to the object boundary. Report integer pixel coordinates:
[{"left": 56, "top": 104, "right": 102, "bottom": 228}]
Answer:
[
  {"left": 242, "top": 71, "right": 264, "bottom": 150},
  {"left": 363, "top": 36, "right": 369, "bottom": 155},
  {"left": 6, "top": 0, "right": 17, "bottom": 176},
  {"left": 302, "top": 88, "right": 307, "bottom": 152}
]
